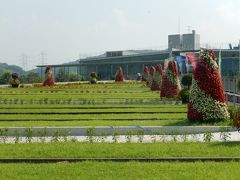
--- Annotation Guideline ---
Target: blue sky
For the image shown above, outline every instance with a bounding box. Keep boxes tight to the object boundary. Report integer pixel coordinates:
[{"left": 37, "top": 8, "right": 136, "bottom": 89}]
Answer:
[{"left": 0, "top": 0, "right": 240, "bottom": 70}]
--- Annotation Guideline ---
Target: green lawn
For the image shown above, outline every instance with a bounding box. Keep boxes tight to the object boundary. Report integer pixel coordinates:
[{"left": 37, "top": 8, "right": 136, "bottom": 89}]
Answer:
[
  {"left": 0, "top": 161, "right": 240, "bottom": 179},
  {"left": 0, "top": 142, "right": 240, "bottom": 158},
  {"left": 0, "top": 119, "right": 189, "bottom": 127}
]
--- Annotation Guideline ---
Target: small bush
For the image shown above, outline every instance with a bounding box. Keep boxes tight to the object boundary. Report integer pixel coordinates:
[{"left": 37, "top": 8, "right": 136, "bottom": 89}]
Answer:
[
  {"left": 178, "top": 88, "right": 190, "bottom": 104},
  {"left": 232, "top": 108, "right": 240, "bottom": 130},
  {"left": 181, "top": 74, "right": 192, "bottom": 89}
]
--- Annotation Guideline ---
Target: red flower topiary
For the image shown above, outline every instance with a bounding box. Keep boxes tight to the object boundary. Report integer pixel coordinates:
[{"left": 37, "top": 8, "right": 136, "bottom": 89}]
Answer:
[
  {"left": 149, "top": 66, "right": 155, "bottom": 89},
  {"left": 43, "top": 66, "right": 55, "bottom": 86},
  {"left": 115, "top": 67, "right": 124, "bottom": 82},
  {"left": 151, "top": 64, "right": 163, "bottom": 91},
  {"left": 160, "top": 61, "right": 181, "bottom": 98},
  {"left": 188, "top": 49, "right": 229, "bottom": 122}
]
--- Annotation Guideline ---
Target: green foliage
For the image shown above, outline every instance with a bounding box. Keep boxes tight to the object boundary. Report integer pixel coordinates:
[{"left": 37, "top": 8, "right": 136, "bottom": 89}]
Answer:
[
  {"left": 0, "top": 128, "right": 8, "bottom": 143},
  {"left": 237, "top": 78, "right": 240, "bottom": 92},
  {"left": 86, "top": 127, "right": 96, "bottom": 143},
  {"left": 24, "top": 128, "right": 34, "bottom": 143},
  {"left": 203, "top": 130, "right": 213, "bottom": 142},
  {"left": 181, "top": 73, "right": 192, "bottom": 89},
  {"left": 232, "top": 107, "right": 240, "bottom": 130},
  {"left": 55, "top": 68, "right": 65, "bottom": 82},
  {"left": 178, "top": 88, "right": 190, "bottom": 104},
  {"left": 0, "top": 70, "right": 12, "bottom": 84},
  {"left": 68, "top": 72, "right": 81, "bottom": 82},
  {"left": 25, "top": 72, "right": 41, "bottom": 83}
]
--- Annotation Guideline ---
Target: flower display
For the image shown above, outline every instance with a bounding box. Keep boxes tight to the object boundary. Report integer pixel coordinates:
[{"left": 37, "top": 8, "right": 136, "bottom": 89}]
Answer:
[
  {"left": 148, "top": 66, "right": 155, "bottom": 88},
  {"left": 151, "top": 64, "right": 163, "bottom": 91},
  {"left": 142, "top": 66, "right": 150, "bottom": 86},
  {"left": 188, "top": 49, "right": 229, "bottom": 122},
  {"left": 43, "top": 66, "right": 55, "bottom": 86},
  {"left": 160, "top": 61, "right": 181, "bottom": 98},
  {"left": 115, "top": 67, "right": 124, "bottom": 82}
]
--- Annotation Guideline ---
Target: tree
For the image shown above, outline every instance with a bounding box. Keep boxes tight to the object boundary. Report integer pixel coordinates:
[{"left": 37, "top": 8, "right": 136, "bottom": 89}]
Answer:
[
  {"left": 181, "top": 74, "right": 192, "bottom": 89},
  {"left": 25, "top": 72, "right": 41, "bottom": 83},
  {"left": 68, "top": 72, "right": 81, "bottom": 82},
  {"left": 0, "top": 71, "right": 12, "bottom": 84},
  {"left": 55, "top": 68, "right": 65, "bottom": 82},
  {"left": 188, "top": 49, "right": 229, "bottom": 122}
]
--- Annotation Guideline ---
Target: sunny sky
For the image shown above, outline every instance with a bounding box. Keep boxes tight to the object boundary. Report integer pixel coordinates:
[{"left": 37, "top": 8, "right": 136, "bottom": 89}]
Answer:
[{"left": 0, "top": 0, "right": 240, "bottom": 70}]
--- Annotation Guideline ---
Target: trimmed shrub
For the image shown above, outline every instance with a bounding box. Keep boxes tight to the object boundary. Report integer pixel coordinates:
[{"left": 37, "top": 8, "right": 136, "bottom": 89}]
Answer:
[
  {"left": 9, "top": 73, "right": 20, "bottom": 88},
  {"left": 181, "top": 74, "right": 192, "bottom": 89},
  {"left": 178, "top": 88, "right": 190, "bottom": 104},
  {"left": 90, "top": 72, "right": 97, "bottom": 84}
]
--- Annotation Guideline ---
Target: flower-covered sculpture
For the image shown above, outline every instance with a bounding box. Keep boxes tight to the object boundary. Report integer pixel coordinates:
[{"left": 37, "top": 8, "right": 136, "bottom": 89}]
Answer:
[
  {"left": 90, "top": 72, "right": 97, "bottom": 84},
  {"left": 148, "top": 66, "right": 155, "bottom": 88},
  {"left": 10, "top": 72, "right": 20, "bottom": 88},
  {"left": 188, "top": 49, "right": 229, "bottom": 122},
  {"left": 142, "top": 66, "right": 150, "bottom": 85},
  {"left": 115, "top": 67, "right": 124, "bottom": 82},
  {"left": 151, "top": 64, "right": 163, "bottom": 91},
  {"left": 160, "top": 61, "right": 181, "bottom": 98},
  {"left": 43, "top": 65, "right": 55, "bottom": 86}
]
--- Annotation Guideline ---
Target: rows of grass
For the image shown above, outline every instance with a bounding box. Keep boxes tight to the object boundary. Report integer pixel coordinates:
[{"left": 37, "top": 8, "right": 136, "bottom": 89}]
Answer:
[
  {"left": 0, "top": 120, "right": 190, "bottom": 127},
  {"left": 0, "top": 142, "right": 239, "bottom": 158},
  {"left": 1, "top": 161, "right": 240, "bottom": 179},
  {"left": 0, "top": 104, "right": 186, "bottom": 109},
  {"left": 0, "top": 107, "right": 186, "bottom": 114}
]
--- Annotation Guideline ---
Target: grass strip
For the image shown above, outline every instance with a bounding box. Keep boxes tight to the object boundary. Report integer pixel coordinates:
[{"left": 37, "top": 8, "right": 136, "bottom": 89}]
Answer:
[
  {"left": 0, "top": 142, "right": 240, "bottom": 158},
  {"left": 0, "top": 113, "right": 187, "bottom": 120},
  {"left": 0, "top": 120, "right": 188, "bottom": 127},
  {"left": 0, "top": 162, "right": 240, "bottom": 179}
]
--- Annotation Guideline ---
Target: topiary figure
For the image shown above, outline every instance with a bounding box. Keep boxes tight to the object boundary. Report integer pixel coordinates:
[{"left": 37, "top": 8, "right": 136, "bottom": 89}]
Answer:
[
  {"left": 90, "top": 72, "right": 97, "bottom": 84},
  {"left": 151, "top": 64, "right": 163, "bottom": 91},
  {"left": 160, "top": 61, "right": 181, "bottom": 98},
  {"left": 115, "top": 67, "right": 124, "bottom": 82},
  {"left": 9, "top": 72, "right": 20, "bottom": 88},
  {"left": 188, "top": 49, "right": 229, "bottom": 122},
  {"left": 43, "top": 66, "right": 55, "bottom": 86},
  {"left": 142, "top": 66, "right": 150, "bottom": 86}
]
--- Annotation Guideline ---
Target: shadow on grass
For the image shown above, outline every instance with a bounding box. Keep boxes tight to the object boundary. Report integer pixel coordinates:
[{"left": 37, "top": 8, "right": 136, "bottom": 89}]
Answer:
[
  {"left": 209, "top": 141, "right": 240, "bottom": 147},
  {"left": 163, "top": 120, "right": 231, "bottom": 126}
]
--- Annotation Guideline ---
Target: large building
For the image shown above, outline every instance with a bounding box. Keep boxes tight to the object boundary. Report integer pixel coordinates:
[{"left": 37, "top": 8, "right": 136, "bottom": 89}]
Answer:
[
  {"left": 37, "top": 32, "right": 240, "bottom": 92},
  {"left": 168, "top": 30, "right": 200, "bottom": 51}
]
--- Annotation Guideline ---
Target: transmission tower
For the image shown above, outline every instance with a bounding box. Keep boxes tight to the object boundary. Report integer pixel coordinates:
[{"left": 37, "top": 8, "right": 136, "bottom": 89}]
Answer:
[{"left": 40, "top": 52, "right": 47, "bottom": 65}]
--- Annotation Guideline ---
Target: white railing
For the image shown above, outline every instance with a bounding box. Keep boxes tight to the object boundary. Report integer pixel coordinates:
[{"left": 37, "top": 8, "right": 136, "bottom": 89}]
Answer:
[{"left": 225, "top": 92, "right": 240, "bottom": 105}]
